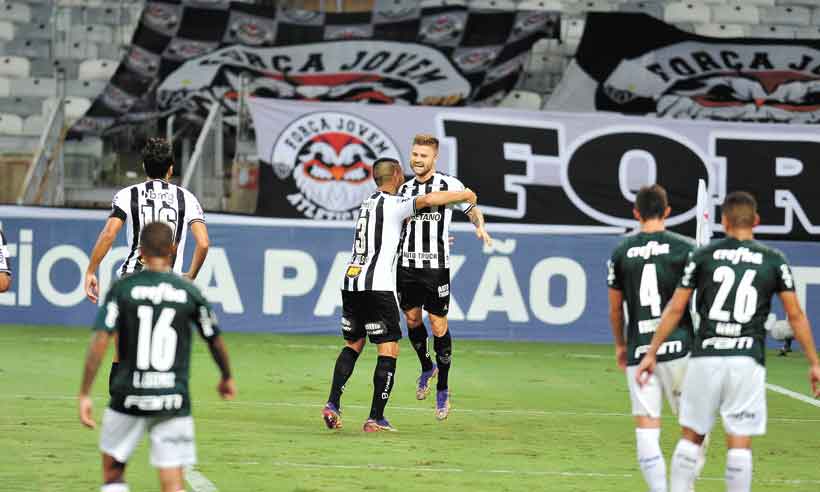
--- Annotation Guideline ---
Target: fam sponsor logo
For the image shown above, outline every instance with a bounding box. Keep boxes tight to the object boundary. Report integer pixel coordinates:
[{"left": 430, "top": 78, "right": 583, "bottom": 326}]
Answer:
[{"left": 270, "top": 112, "right": 399, "bottom": 220}]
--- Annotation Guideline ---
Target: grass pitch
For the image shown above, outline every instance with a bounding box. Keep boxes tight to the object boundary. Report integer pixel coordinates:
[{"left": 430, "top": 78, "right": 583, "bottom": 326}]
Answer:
[{"left": 1, "top": 324, "right": 818, "bottom": 491}]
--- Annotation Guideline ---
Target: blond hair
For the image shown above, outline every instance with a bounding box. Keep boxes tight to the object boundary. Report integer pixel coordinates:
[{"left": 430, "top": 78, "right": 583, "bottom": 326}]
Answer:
[{"left": 412, "top": 134, "right": 439, "bottom": 150}]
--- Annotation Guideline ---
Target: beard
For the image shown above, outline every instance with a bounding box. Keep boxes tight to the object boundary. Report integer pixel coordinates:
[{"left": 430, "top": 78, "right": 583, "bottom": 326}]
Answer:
[{"left": 293, "top": 163, "right": 377, "bottom": 212}]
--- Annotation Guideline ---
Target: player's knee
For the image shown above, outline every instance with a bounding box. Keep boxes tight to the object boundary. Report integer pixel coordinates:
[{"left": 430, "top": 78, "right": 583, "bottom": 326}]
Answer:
[
  {"left": 345, "top": 338, "right": 365, "bottom": 353},
  {"left": 404, "top": 310, "right": 423, "bottom": 327},
  {"left": 429, "top": 317, "right": 448, "bottom": 337}
]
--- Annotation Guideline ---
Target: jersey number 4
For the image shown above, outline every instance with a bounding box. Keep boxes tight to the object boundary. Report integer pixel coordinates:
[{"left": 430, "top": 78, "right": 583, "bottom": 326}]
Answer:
[
  {"left": 136, "top": 306, "right": 178, "bottom": 371},
  {"left": 639, "top": 264, "right": 662, "bottom": 317}
]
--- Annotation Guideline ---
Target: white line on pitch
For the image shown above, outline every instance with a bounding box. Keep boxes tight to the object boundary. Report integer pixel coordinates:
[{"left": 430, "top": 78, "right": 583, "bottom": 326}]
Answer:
[
  {"left": 766, "top": 383, "right": 820, "bottom": 408},
  {"left": 184, "top": 466, "right": 218, "bottom": 492}
]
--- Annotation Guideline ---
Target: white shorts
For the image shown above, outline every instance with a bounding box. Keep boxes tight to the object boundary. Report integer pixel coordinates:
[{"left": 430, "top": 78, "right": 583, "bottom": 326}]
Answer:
[
  {"left": 626, "top": 356, "right": 689, "bottom": 418},
  {"left": 99, "top": 408, "right": 197, "bottom": 468},
  {"left": 679, "top": 356, "right": 767, "bottom": 437}
]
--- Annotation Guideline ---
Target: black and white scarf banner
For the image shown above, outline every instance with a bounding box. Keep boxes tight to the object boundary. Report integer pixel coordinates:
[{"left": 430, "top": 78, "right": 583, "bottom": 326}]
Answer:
[
  {"left": 548, "top": 13, "right": 820, "bottom": 124},
  {"left": 71, "top": 1, "right": 559, "bottom": 135}
]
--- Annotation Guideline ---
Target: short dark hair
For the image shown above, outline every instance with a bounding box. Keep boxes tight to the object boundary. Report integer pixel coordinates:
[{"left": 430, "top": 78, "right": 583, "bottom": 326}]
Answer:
[
  {"left": 373, "top": 157, "right": 399, "bottom": 186},
  {"left": 722, "top": 191, "right": 757, "bottom": 228},
  {"left": 634, "top": 184, "right": 668, "bottom": 220},
  {"left": 140, "top": 222, "right": 174, "bottom": 259},
  {"left": 142, "top": 137, "right": 174, "bottom": 179}
]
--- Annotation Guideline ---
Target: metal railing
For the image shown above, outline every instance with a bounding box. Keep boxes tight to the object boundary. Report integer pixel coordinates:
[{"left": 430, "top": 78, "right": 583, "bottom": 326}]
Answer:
[{"left": 182, "top": 102, "right": 224, "bottom": 211}]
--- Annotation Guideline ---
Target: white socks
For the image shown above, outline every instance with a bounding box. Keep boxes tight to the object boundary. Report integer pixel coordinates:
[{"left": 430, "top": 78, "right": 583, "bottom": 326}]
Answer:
[
  {"left": 101, "top": 483, "right": 129, "bottom": 492},
  {"left": 726, "top": 448, "right": 753, "bottom": 492},
  {"left": 669, "top": 439, "right": 700, "bottom": 492},
  {"left": 636, "top": 428, "right": 667, "bottom": 492}
]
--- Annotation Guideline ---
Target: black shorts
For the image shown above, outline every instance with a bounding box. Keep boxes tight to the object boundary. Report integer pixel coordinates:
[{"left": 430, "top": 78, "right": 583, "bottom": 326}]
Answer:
[
  {"left": 341, "top": 290, "right": 402, "bottom": 344},
  {"left": 397, "top": 267, "right": 450, "bottom": 317}
]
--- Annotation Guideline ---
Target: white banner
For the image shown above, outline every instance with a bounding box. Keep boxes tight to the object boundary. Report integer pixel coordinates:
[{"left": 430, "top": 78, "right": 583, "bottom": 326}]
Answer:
[{"left": 248, "top": 98, "right": 820, "bottom": 240}]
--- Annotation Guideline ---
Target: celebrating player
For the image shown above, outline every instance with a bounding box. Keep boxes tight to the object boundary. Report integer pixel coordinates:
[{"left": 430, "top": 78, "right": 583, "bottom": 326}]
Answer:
[
  {"left": 322, "top": 157, "right": 477, "bottom": 432},
  {"left": 636, "top": 191, "right": 820, "bottom": 492},
  {"left": 607, "top": 185, "right": 698, "bottom": 492},
  {"left": 0, "top": 227, "right": 11, "bottom": 293},
  {"left": 78, "top": 222, "right": 235, "bottom": 492},
  {"left": 84, "top": 138, "right": 210, "bottom": 386},
  {"left": 397, "top": 134, "right": 491, "bottom": 420}
]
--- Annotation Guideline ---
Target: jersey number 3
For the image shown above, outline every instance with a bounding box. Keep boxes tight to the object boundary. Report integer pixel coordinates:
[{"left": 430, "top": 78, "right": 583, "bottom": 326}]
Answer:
[{"left": 136, "top": 306, "right": 178, "bottom": 372}]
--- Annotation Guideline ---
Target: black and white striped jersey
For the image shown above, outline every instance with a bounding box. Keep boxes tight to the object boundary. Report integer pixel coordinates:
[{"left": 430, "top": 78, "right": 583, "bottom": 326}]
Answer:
[
  {"left": 342, "top": 191, "right": 417, "bottom": 292},
  {"left": 110, "top": 179, "right": 205, "bottom": 276},
  {"left": 398, "top": 172, "right": 474, "bottom": 269},
  {"left": 0, "top": 228, "right": 10, "bottom": 276}
]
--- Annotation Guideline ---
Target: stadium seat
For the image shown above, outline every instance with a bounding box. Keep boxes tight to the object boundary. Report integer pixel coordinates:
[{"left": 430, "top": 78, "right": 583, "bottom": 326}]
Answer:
[
  {"left": 78, "top": 59, "right": 118, "bottom": 81},
  {"left": 498, "top": 90, "right": 543, "bottom": 110},
  {"left": 560, "top": 17, "right": 586, "bottom": 55},
  {"left": 0, "top": 56, "right": 31, "bottom": 79},
  {"left": 694, "top": 23, "right": 749, "bottom": 37},
  {"left": 517, "top": 0, "right": 565, "bottom": 11},
  {"left": 0, "top": 39, "right": 51, "bottom": 58},
  {"left": 0, "top": 21, "right": 16, "bottom": 42},
  {"left": 795, "top": 26, "right": 820, "bottom": 37},
  {"left": 0, "top": 96, "right": 45, "bottom": 116},
  {"left": 812, "top": 7, "right": 820, "bottom": 25},
  {"left": 9, "top": 77, "right": 57, "bottom": 98},
  {"left": 665, "top": 2, "right": 712, "bottom": 24},
  {"left": 42, "top": 96, "right": 92, "bottom": 122},
  {"left": 763, "top": 5, "right": 811, "bottom": 25},
  {"left": 712, "top": 4, "right": 761, "bottom": 24},
  {"left": 0, "top": 77, "right": 10, "bottom": 97},
  {"left": 17, "top": 22, "right": 52, "bottom": 41},
  {"left": 57, "top": 0, "right": 106, "bottom": 6},
  {"left": 521, "top": 71, "right": 553, "bottom": 92},
  {"left": 619, "top": 2, "right": 665, "bottom": 20},
  {"left": 2, "top": 2, "right": 33, "bottom": 24},
  {"left": 565, "top": 0, "right": 618, "bottom": 14},
  {"left": 22, "top": 114, "right": 45, "bottom": 136},
  {"left": 30, "top": 57, "right": 80, "bottom": 78},
  {"left": 468, "top": 0, "right": 518, "bottom": 9},
  {"left": 66, "top": 79, "right": 105, "bottom": 98},
  {"left": 54, "top": 40, "right": 100, "bottom": 60},
  {"left": 749, "top": 24, "right": 798, "bottom": 37},
  {"left": 777, "top": 0, "right": 820, "bottom": 6},
  {"left": 68, "top": 24, "right": 113, "bottom": 44},
  {"left": 0, "top": 113, "right": 24, "bottom": 135}
]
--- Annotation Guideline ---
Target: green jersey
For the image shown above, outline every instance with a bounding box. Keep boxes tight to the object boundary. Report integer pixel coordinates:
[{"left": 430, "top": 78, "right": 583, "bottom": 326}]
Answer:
[
  {"left": 607, "top": 231, "right": 695, "bottom": 366},
  {"left": 93, "top": 270, "right": 220, "bottom": 417},
  {"left": 680, "top": 237, "right": 794, "bottom": 366}
]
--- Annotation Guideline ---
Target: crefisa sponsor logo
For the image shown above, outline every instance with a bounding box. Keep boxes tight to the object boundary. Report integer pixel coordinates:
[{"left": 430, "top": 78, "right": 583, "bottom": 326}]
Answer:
[{"left": 270, "top": 112, "right": 400, "bottom": 220}]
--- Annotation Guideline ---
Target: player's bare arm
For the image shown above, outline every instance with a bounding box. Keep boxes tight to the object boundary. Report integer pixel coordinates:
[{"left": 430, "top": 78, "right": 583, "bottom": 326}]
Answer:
[
  {"left": 607, "top": 288, "right": 627, "bottom": 371},
  {"left": 779, "top": 291, "right": 820, "bottom": 396},
  {"left": 184, "top": 221, "right": 210, "bottom": 281},
  {"left": 85, "top": 217, "right": 125, "bottom": 303},
  {"left": 78, "top": 330, "right": 111, "bottom": 429},
  {"left": 416, "top": 188, "right": 476, "bottom": 209},
  {"left": 467, "top": 206, "right": 492, "bottom": 247},
  {"left": 206, "top": 335, "right": 236, "bottom": 399},
  {"left": 635, "top": 287, "right": 693, "bottom": 385}
]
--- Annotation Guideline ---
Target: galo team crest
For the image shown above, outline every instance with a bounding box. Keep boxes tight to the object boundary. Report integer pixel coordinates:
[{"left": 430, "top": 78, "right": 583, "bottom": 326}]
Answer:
[{"left": 271, "top": 112, "right": 400, "bottom": 220}]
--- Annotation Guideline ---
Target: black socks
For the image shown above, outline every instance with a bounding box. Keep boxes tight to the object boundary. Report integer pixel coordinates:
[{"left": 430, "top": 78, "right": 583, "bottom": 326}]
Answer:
[
  {"left": 328, "top": 347, "right": 360, "bottom": 409},
  {"left": 408, "top": 324, "right": 434, "bottom": 372},
  {"left": 434, "top": 331, "right": 452, "bottom": 391},
  {"left": 369, "top": 356, "right": 397, "bottom": 420}
]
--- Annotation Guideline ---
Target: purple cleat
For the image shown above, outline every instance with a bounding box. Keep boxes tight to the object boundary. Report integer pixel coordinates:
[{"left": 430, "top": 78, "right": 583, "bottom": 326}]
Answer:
[
  {"left": 322, "top": 403, "right": 342, "bottom": 430},
  {"left": 362, "top": 418, "right": 397, "bottom": 432},
  {"left": 435, "top": 389, "right": 450, "bottom": 421},
  {"left": 416, "top": 365, "right": 438, "bottom": 400}
]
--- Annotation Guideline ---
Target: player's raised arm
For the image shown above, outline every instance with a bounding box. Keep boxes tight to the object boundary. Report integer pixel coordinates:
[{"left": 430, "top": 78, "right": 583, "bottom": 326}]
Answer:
[
  {"left": 635, "top": 287, "right": 693, "bottom": 385},
  {"left": 415, "top": 188, "right": 476, "bottom": 210},
  {"left": 85, "top": 216, "right": 124, "bottom": 303},
  {"left": 779, "top": 291, "right": 820, "bottom": 396}
]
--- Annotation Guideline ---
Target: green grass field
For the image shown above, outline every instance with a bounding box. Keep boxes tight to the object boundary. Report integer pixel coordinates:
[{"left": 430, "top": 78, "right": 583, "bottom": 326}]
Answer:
[{"left": 1, "top": 324, "right": 818, "bottom": 491}]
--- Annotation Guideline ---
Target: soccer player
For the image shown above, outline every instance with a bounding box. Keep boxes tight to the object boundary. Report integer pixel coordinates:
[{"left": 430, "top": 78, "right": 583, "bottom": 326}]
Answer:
[
  {"left": 322, "top": 157, "right": 477, "bottom": 432},
  {"left": 397, "top": 133, "right": 492, "bottom": 420},
  {"left": 607, "top": 185, "right": 696, "bottom": 492},
  {"left": 636, "top": 191, "right": 820, "bottom": 492},
  {"left": 84, "top": 138, "right": 210, "bottom": 385},
  {"left": 78, "top": 222, "right": 235, "bottom": 492},
  {"left": 0, "top": 227, "right": 11, "bottom": 293}
]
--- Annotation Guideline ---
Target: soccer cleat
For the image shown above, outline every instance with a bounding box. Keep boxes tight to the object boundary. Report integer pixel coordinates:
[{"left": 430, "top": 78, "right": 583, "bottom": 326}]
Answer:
[
  {"left": 362, "top": 418, "right": 397, "bottom": 432},
  {"left": 435, "top": 389, "right": 451, "bottom": 421},
  {"left": 416, "top": 365, "right": 438, "bottom": 400},
  {"left": 322, "top": 403, "right": 342, "bottom": 430}
]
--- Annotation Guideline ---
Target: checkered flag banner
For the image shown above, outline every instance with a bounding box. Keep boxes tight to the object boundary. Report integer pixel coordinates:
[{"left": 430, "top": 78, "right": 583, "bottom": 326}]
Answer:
[{"left": 71, "top": 1, "right": 559, "bottom": 135}]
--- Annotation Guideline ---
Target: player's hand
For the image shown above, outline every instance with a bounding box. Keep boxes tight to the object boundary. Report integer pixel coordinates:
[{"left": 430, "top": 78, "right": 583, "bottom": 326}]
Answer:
[
  {"left": 218, "top": 377, "right": 236, "bottom": 400},
  {"left": 615, "top": 344, "right": 627, "bottom": 371},
  {"left": 809, "top": 364, "right": 820, "bottom": 398},
  {"left": 182, "top": 271, "right": 194, "bottom": 282},
  {"left": 84, "top": 273, "right": 99, "bottom": 304},
  {"left": 463, "top": 188, "right": 477, "bottom": 206},
  {"left": 78, "top": 395, "right": 96, "bottom": 429},
  {"left": 475, "top": 226, "right": 493, "bottom": 247},
  {"left": 635, "top": 354, "right": 656, "bottom": 387}
]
